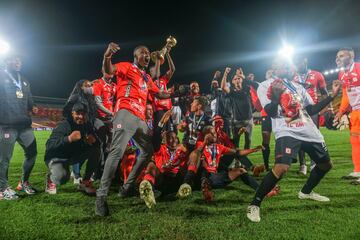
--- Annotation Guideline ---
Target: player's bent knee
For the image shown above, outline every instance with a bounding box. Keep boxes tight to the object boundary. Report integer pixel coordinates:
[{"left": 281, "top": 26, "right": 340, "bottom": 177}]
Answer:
[{"left": 317, "top": 160, "right": 333, "bottom": 172}]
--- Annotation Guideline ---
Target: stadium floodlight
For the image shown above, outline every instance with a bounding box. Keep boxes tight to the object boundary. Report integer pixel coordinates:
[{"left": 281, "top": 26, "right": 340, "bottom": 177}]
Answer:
[
  {"left": 330, "top": 69, "right": 334, "bottom": 74},
  {"left": 0, "top": 39, "right": 10, "bottom": 55},
  {"left": 278, "top": 44, "right": 294, "bottom": 61},
  {"left": 340, "top": 67, "right": 345, "bottom": 71},
  {"left": 335, "top": 68, "right": 340, "bottom": 72},
  {"left": 324, "top": 71, "right": 329, "bottom": 75}
]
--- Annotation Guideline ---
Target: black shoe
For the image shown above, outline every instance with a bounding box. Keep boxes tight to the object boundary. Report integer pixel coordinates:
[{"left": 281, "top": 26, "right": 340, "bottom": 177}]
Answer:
[
  {"left": 95, "top": 196, "right": 109, "bottom": 217},
  {"left": 118, "top": 185, "right": 137, "bottom": 198}
]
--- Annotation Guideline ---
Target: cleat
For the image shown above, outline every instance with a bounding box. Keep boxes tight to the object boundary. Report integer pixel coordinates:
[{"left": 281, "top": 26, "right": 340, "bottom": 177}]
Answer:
[
  {"left": 350, "top": 178, "right": 360, "bottom": 185},
  {"left": 0, "top": 188, "right": 19, "bottom": 200},
  {"left": 298, "top": 191, "right": 330, "bottom": 202},
  {"left": 176, "top": 183, "right": 192, "bottom": 199},
  {"left": 341, "top": 172, "right": 360, "bottom": 180},
  {"left": 73, "top": 177, "right": 82, "bottom": 185},
  {"left": 298, "top": 165, "right": 307, "bottom": 176},
  {"left": 16, "top": 181, "right": 36, "bottom": 195},
  {"left": 266, "top": 185, "right": 280, "bottom": 198},
  {"left": 201, "top": 179, "right": 214, "bottom": 203},
  {"left": 95, "top": 195, "right": 109, "bottom": 217},
  {"left": 78, "top": 179, "right": 96, "bottom": 195},
  {"left": 45, "top": 175, "right": 57, "bottom": 195},
  {"left": 139, "top": 180, "right": 156, "bottom": 209},
  {"left": 247, "top": 205, "right": 261, "bottom": 222}
]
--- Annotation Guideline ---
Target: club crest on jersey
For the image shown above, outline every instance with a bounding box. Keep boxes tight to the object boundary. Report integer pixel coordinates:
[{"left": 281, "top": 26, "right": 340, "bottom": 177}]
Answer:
[
  {"left": 4, "top": 133, "right": 10, "bottom": 139},
  {"left": 285, "top": 148, "right": 292, "bottom": 154},
  {"left": 116, "top": 124, "right": 122, "bottom": 129},
  {"left": 140, "top": 81, "right": 147, "bottom": 91}
]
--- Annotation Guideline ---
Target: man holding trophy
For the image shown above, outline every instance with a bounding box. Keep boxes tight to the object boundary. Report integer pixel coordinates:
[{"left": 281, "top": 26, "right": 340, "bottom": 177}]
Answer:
[{"left": 95, "top": 38, "right": 176, "bottom": 216}]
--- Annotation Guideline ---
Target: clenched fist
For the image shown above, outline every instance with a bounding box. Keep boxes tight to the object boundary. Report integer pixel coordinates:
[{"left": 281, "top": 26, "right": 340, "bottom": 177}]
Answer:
[
  {"left": 68, "top": 131, "right": 81, "bottom": 143},
  {"left": 104, "top": 42, "right": 120, "bottom": 58}
]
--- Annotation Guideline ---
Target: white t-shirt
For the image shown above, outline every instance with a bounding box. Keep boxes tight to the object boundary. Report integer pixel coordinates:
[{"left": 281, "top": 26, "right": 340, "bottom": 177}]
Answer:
[{"left": 257, "top": 78, "right": 324, "bottom": 143}]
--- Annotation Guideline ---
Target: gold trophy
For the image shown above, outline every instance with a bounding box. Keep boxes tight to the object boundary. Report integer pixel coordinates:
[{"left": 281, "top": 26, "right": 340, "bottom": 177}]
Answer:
[{"left": 151, "top": 36, "right": 177, "bottom": 64}]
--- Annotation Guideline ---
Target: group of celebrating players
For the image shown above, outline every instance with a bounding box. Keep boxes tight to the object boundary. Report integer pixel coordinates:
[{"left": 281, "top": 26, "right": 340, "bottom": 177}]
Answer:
[{"left": 0, "top": 40, "right": 359, "bottom": 223}]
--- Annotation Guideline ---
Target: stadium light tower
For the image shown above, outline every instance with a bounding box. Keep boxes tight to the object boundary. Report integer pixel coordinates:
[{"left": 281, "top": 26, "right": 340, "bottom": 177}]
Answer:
[
  {"left": 278, "top": 44, "right": 294, "bottom": 61},
  {"left": 0, "top": 39, "right": 10, "bottom": 55}
]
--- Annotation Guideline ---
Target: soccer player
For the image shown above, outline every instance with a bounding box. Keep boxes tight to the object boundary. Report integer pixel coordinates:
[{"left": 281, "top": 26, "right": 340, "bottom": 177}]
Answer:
[
  {"left": 293, "top": 58, "right": 332, "bottom": 175},
  {"left": 149, "top": 50, "right": 175, "bottom": 131},
  {"left": 333, "top": 48, "right": 360, "bottom": 182},
  {"left": 246, "top": 58, "right": 341, "bottom": 223},
  {"left": 0, "top": 56, "right": 37, "bottom": 200},
  {"left": 44, "top": 102, "right": 99, "bottom": 195},
  {"left": 178, "top": 96, "right": 212, "bottom": 153},
  {"left": 196, "top": 125, "right": 265, "bottom": 202},
  {"left": 95, "top": 43, "right": 172, "bottom": 217},
  {"left": 140, "top": 130, "right": 188, "bottom": 208}
]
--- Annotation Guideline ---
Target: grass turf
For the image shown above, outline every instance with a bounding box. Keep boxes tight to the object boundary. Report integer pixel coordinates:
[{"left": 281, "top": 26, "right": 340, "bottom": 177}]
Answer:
[{"left": 1, "top": 126, "right": 360, "bottom": 240}]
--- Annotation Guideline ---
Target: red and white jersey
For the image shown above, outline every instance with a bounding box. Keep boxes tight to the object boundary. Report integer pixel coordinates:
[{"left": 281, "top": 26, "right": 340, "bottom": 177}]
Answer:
[
  {"left": 292, "top": 70, "right": 326, "bottom": 104},
  {"left": 92, "top": 78, "right": 116, "bottom": 118},
  {"left": 338, "top": 62, "right": 360, "bottom": 111},
  {"left": 154, "top": 144, "right": 188, "bottom": 174},
  {"left": 114, "top": 62, "right": 160, "bottom": 120},
  {"left": 152, "top": 75, "right": 172, "bottom": 111},
  {"left": 198, "top": 142, "right": 232, "bottom": 173}
]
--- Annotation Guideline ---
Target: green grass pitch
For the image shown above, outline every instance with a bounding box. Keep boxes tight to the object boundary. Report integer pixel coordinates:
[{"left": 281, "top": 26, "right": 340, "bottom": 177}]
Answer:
[{"left": 1, "top": 126, "right": 360, "bottom": 239}]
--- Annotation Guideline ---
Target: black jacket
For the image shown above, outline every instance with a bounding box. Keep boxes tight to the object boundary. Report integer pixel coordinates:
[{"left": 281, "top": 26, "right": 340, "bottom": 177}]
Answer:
[
  {"left": 44, "top": 119, "right": 94, "bottom": 163},
  {"left": 0, "top": 70, "right": 33, "bottom": 126}
]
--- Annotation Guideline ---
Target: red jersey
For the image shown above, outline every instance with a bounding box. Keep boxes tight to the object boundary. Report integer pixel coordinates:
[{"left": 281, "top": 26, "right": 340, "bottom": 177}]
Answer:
[
  {"left": 200, "top": 143, "right": 232, "bottom": 173},
  {"left": 92, "top": 78, "right": 116, "bottom": 118},
  {"left": 152, "top": 75, "right": 172, "bottom": 111},
  {"left": 154, "top": 144, "right": 188, "bottom": 174},
  {"left": 113, "top": 62, "right": 160, "bottom": 120},
  {"left": 338, "top": 62, "right": 360, "bottom": 111},
  {"left": 292, "top": 70, "right": 326, "bottom": 104}
]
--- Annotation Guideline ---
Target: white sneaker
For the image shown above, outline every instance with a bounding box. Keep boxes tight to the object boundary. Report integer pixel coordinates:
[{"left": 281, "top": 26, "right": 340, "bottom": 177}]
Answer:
[
  {"left": 247, "top": 205, "right": 261, "bottom": 222},
  {"left": 299, "top": 165, "right": 307, "bottom": 176},
  {"left": 342, "top": 172, "right": 360, "bottom": 179},
  {"left": 73, "top": 177, "right": 82, "bottom": 185},
  {"left": 176, "top": 183, "right": 192, "bottom": 199},
  {"left": 298, "top": 191, "right": 330, "bottom": 202},
  {"left": 139, "top": 180, "right": 156, "bottom": 209}
]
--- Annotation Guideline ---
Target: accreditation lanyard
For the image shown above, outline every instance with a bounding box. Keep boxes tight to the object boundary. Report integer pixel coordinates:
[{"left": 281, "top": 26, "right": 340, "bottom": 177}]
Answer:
[
  {"left": 4, "top": 70, "right": 22, "bottom": 91},
  {"left": 190, "top": 113, "right": 204, "bottom": 139},
  {"left": 206, "top": 144, "right": 218, "bottom": 167}
]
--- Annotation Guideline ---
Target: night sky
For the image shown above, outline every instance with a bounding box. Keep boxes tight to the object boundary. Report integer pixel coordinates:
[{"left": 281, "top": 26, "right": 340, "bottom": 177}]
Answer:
[{"left": 1, "top": 0, "right": 359, "bottom": 98}]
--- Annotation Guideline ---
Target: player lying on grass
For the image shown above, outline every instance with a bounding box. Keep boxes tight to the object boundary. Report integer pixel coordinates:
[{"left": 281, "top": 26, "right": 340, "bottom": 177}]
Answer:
[{"left": 177, "top": 125, "right": 279, "bottom": 202}]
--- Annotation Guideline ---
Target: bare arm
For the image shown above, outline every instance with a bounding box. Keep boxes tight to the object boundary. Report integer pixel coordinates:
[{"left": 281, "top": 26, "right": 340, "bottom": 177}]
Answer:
[
  {"left": 103, "top": 42, "right": 120, "bottom": 75},
  {"left": 221, "top": 67, "right": 231, "bottom": 94},
  {"left": 94, "top": 96, "right": 113, "bottom": 116},
  {"left": 165, "top": 52, "right": 175, "bottom": 80}
]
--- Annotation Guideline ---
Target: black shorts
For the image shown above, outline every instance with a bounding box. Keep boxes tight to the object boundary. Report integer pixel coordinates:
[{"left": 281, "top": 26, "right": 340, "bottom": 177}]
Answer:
[
  {"left": 274, "top": 136, "right": 330, "bottom": 165},
  {"left": 261, "top": 116, "right": 272, "bottom": 133},
  {"left": 209, "top": 171, "right": 232, "bottom": 188}
]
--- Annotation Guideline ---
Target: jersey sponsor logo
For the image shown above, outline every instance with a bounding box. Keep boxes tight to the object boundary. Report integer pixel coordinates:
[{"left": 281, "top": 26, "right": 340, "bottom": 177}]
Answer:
[{"left": 285, "top": 148, "right": 292, "bottom": 154}]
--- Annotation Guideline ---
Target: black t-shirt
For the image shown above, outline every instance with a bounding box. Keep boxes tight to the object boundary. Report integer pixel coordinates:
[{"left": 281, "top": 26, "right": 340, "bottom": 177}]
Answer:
[
  {"left": 211, "top": 88, "right": 232, "bottom": 118},
  {"left": 182, "top": 112, "right": 211, "bottom": 146},
  {"left": 228, "top": 84, "right": 252, "bottom": 121}
]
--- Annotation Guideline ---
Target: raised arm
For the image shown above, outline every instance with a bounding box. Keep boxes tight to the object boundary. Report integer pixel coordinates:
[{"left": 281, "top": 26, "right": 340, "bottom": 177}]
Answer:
[
  {"left": 221, "top": 67, "right": 231, "bottom": 94},
  {"left": 103, "top": 42, "right": 120, "bottom": 75},
  {"left": 165, "top": 52, "right": 175, "bottom": 80}
]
